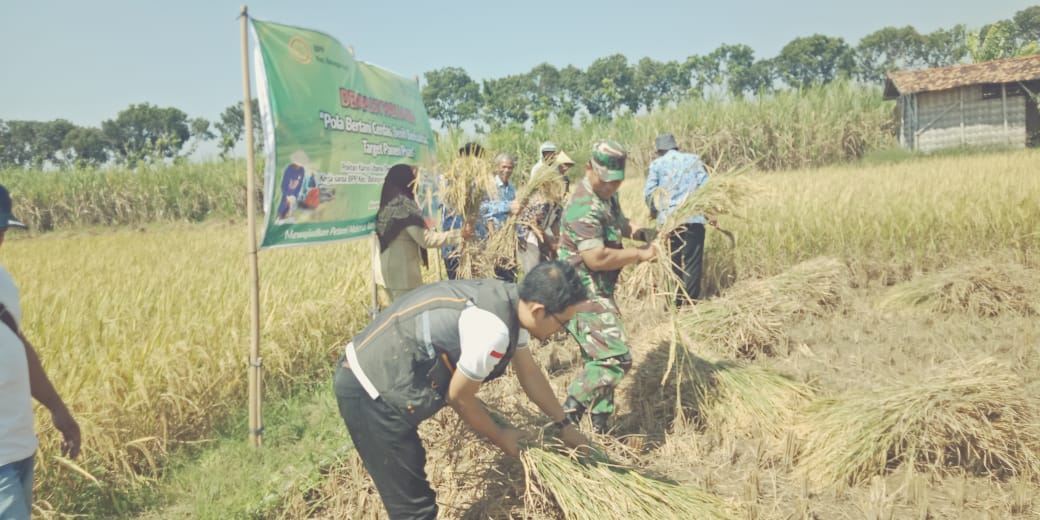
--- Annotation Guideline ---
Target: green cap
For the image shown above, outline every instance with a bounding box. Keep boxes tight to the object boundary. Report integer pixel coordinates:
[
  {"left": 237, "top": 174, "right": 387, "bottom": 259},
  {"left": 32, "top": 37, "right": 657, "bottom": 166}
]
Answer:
[{"left": 589, "top": 140, "right": 626, "bottom": 181}]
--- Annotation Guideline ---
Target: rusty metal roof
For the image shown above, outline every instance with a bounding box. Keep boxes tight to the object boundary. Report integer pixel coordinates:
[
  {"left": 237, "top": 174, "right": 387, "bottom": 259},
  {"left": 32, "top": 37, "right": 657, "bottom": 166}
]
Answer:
[{"left": 883, "top": 54, "right": 1040, "bottom": 98}]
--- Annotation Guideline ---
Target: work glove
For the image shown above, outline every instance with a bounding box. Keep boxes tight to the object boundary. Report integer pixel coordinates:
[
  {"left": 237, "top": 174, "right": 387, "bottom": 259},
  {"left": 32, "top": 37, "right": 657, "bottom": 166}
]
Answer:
[{"left": 632, "top": 228, "right": 658, "bottom": 242}]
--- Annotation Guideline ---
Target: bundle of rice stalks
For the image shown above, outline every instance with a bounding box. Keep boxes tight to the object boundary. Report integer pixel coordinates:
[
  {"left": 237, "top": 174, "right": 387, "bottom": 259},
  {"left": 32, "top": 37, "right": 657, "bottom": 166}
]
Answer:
[
  {"left": 676, "top": 257, "right": 849, "bottom": 357},
  {"left": 522, "top": 447, "right": 737, "bottom": 520},
  {"left": 877, "top": 259, "right": 1040, "bottom": 317},
  {"left": 700, "top": 360, "right": 815, "bottom": 447},
  {"left": 440, "top": 156, "right": 496, "bottom": 279},
  {"left": 626, "top": 341, "right": 814, "bottom": 448},
  {"left": 794, "top": 358, "right": 1040, "bottom": 490},
  {"left": 618, "top": 174, "right": 764, "bottom": 305},
  {"left": 483, "top": 161, "right": 570, "bottom": 272}
]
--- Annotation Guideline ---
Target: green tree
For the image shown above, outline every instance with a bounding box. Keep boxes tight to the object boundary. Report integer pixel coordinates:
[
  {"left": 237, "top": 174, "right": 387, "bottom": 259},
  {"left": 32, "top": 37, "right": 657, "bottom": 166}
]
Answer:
[
  {"left": 581, "top": 54, "right": 634, "bottom": 118},
  {"left": 557, "top": 65, "right": 585, "bottom": 123},
  {"left": 684, "top": 53, "right": 721, "bottom": 97},
  {"left": 633, "top": 57, "right": 678, "bottom": 112},
  {"left": 855, "top": 26, "right": 925, "bottom": 82},
  {"left": 775, "top": 34, "right": 854, "bottom": 89},
  {"left": 61, "top": 126, "right": 109, "bottom": 167},
  {"left": 708, "top": 44, "right": 774, "bottom": 97},
  {"left": 527, "top": 63, "right": 562, "bottom": 124},
  {"left": 1013, "top": 6, "right": 1040, "bottom": 44},
  {"left": 102, "top": 103, "right": 190, "bottom": 167},
  {"left": 481, "top": 74, "right": 534, "bottom": 128},
  {"left": 918, "top": 25, "right": 968, "bottom": 67},
  {"left": 0, "top": 119, "right": 76, "bottom": 168},
  {"left": 215, "top": 99, "right": 262, "bottom": 159},
  {"left": 968, "top": 20, "right": 1039, "bottom": 62},
  {"left": 421, "top": 67, "right": 481, "bottom": 130}
]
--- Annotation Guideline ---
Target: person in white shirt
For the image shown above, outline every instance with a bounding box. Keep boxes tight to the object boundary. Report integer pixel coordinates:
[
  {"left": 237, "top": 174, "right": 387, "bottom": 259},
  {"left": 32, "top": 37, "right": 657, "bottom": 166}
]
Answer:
[
  {"left": 333, "top": 260, "right": 590, "bottom": 520},
  {"left": 0, "top": 184, "right": 81, "bottom": 520}
]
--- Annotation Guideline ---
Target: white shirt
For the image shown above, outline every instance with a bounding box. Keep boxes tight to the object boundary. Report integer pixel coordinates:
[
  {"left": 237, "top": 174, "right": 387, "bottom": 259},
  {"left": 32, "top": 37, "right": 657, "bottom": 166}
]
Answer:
[
  {"left": 456, "top": 305, "right": 529, "bottom": 381},
  {"left": 0, "top": 265, "right": 38, "bottom": 465}
]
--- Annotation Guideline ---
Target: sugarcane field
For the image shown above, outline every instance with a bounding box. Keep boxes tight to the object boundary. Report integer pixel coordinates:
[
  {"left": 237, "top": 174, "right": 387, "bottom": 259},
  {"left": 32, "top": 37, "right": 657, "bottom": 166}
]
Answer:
[{"left": 3, "top": 3, "right": 1040, "bottom": 519}]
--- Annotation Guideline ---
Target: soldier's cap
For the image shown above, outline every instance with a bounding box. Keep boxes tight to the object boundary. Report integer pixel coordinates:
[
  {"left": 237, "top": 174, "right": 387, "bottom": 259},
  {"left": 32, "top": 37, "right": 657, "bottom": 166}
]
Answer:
[
  {"left": 589, "top": 140, "right": 626, "bottom": 182},
  {"left": 539, "top": 141, "right": 557, "bottom": 154},
  {"left": 655, "top": 133, "right": 679, "bottom": 152},
  {"left": 0, "top": 184, "right": 27, "bottom": 230}
]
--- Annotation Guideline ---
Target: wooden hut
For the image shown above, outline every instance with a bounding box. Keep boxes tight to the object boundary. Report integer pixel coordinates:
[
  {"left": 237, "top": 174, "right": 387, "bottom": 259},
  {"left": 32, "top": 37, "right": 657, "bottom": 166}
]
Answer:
[{"left": 884, "top": 54, "right": 1040, "bottom": 152}]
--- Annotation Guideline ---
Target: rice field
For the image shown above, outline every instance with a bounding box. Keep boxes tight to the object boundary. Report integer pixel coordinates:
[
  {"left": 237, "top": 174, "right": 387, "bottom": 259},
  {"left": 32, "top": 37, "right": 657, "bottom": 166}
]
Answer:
[{"left": 4, "top": 147, "right": 1040, "bottom": 518}]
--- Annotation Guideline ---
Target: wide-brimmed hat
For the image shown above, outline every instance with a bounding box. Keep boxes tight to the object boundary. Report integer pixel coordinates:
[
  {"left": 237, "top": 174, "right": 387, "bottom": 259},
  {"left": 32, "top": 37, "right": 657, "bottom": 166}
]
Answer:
[
  {"left": 0, "top": 185, "right": 27, "bottom": 229},
  {"left": 554, "top": 151, "right": 575, "bottom": 168},
  {"left": 588, "top": 140, "right": 626, "bottom": 181},
  {"left": 655, "top": 133, "right": 678, "bottom": 152}
]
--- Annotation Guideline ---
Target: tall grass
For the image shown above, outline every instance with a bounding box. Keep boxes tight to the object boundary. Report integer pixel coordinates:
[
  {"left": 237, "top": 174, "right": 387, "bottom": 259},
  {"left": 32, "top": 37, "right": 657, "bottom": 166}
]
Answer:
[
  {"left": 0, "top": 161, "right": 250, "bottom": 230},
  {"left": 1, "top": 223, "right": 369, "bottom": 516},
  {"left": 462, "top": 80, "right": 894, "bottom": 178}
]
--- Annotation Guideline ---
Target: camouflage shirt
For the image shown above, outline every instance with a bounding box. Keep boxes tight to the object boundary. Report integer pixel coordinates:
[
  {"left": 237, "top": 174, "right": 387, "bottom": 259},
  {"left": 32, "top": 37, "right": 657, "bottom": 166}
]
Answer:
[{"left": 558, "top": 177, "right": 629, "bottom": 299}]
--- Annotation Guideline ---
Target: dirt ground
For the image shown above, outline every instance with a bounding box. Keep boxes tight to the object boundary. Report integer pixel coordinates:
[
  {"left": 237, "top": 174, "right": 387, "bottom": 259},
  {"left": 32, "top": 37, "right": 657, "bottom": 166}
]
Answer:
[{"left": 290, "top": 261, "right": 1040, "bottom": 520}]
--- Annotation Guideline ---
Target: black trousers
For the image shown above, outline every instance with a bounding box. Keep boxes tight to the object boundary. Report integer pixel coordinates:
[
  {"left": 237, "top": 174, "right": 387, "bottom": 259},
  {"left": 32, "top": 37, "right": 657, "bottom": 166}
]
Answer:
[
  {"left": 669, "top": 223, "right": 705, "bottom": 305},
  {"left": 334, "top": 363, "right": 438, "bottom": 520}
]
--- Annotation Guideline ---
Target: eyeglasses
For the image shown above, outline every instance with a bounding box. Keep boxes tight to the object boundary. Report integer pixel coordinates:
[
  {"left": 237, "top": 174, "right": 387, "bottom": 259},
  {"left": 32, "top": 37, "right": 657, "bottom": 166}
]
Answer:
[{"left": 550, "top": 313, "right": 571, "bottom": 331}]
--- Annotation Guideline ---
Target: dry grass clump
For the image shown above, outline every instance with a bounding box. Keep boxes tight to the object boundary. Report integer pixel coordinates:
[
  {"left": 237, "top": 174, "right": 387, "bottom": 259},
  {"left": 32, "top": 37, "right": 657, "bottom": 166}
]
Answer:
[
  {"left": 521, "top": 447, "right": 738, "bottom": 520},
  {"left": 676, "top": 257, "right": 849, "bottom": 357},
  {"left": 877, "top": 259, "right": 1040, "bottom": 317},
  {"left": 619, "top": 174, "right": 765, "bottom": 305},
  {"left": 794, "top": 358, "right": 1040, "bottom": 490}
]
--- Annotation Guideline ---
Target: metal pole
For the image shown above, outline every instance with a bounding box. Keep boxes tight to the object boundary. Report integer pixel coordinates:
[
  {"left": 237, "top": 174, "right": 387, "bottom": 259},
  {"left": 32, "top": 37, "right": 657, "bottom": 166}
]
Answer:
[{"left": 240, "top": 4, "right": 263, "bottom": 447}]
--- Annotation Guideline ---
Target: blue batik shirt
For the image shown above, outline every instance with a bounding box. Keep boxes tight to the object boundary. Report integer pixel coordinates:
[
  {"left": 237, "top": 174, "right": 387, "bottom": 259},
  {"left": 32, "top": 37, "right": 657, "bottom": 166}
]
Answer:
[
  {"left": 478, "top": 176, "right": 517, "bottom": 239},
  {"left": 644, "top": 150, "right": 710, "bottom": 225}
]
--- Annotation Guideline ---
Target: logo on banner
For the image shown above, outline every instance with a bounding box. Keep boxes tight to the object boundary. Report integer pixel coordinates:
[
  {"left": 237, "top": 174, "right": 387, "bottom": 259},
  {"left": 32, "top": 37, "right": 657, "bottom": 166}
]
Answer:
[{"left": 288, "top": 36, "right": 312, "bottom": 64}]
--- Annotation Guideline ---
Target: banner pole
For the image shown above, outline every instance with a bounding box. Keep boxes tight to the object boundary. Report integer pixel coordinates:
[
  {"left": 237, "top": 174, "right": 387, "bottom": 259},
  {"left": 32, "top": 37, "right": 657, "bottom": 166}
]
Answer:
[{"left": 240, "top": 4, "right": 263, "bottom": 447}]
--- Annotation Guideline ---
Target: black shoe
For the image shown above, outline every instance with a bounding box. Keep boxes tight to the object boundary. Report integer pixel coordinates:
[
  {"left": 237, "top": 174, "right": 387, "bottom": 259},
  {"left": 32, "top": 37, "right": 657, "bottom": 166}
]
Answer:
[
  {"left": 562, "top": 396, "right": 585, "bottom": 425},
  {"left": 591, "top": 413, "right": 610, "bottom": 434}
]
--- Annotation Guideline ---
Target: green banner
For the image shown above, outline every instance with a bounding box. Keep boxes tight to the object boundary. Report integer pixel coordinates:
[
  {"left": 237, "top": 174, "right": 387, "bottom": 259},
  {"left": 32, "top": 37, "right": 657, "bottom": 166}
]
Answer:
[{"left": 252, "top": 19, "right": 434, "bottom": 249}]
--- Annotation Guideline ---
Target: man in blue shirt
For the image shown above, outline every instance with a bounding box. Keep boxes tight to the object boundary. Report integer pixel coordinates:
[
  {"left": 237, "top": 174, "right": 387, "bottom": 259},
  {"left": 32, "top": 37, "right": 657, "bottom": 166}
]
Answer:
[{"left": 644, "top": 133, "right": 712, "bottom": 304}]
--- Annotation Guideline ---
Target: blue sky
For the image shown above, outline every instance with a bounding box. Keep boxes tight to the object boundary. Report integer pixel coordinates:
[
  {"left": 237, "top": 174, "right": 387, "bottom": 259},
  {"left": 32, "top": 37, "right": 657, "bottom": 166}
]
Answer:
[{"left": 1, "top": 0, "right": 1035, "bottom": 135}]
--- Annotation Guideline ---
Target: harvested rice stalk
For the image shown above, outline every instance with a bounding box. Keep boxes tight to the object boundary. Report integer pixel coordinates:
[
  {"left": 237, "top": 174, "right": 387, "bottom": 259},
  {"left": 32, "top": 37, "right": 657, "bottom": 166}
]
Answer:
[
  {"left": 877, "top": 259, "right": 1040, "bottom": 317},
  {"left": 440, "top": 156, "right": 495, "bottom": 279},
  {"left": 617, "top": 174, "right": 764, "bottom": 306},
  {"left": 676, "top": 257, "right": 849, "bottom": 357},
  {"left": 483, "top": 161, "right": 570, "bottom": 272},
  {"left": 522, "top": 447, "right": 737, "bottom": 520},
  {"left": 700, "top": 360, "right": 815, "bottom": 449},
  {"left": 794, "top": 358, "right": 1040, "bottom": 490}
]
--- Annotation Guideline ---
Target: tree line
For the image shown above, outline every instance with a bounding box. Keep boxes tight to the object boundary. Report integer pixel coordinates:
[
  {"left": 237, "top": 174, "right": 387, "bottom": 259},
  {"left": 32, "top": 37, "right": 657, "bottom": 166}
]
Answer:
[
  {"left": 2, "top": 7, "right": 1037, "bottom": 170},
  {"left": 0, "top": 101, "right": 262, "bottom": 170},
  {"left": 423, "top": 10, "right": 1040, "bottom": 130}
]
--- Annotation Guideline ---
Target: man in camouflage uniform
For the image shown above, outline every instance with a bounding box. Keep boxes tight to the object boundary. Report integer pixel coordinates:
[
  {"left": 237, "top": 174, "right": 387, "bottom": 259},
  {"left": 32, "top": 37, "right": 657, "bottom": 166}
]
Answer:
[{"left": 557, "top": 140, "right": 658, "bottom": 434}]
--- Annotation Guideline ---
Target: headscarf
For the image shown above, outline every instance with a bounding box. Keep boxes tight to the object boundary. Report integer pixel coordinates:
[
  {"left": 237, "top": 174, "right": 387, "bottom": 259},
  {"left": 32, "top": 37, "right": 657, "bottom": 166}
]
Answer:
[{"left": 375, "top": 164, "right": 428, "bottom": 265}]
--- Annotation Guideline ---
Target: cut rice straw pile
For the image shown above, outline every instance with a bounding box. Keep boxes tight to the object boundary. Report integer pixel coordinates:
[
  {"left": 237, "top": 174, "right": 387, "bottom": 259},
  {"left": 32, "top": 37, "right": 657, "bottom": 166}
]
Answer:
[
  {"left": 619, "top": 171, "right": 765, "bottom": 306},
  {"left": 794, "top": 357, "right": 1040, "bottom": 490},
  {"left": 877, "top": 258, "right": 1040, "bottom": 317},
  {"left": 522, "top": 447, "right": 738, "bottom": 520},
  {"left": 629, "top": 343, "right": 814, "bottom": 448},
  {"left": 676, "top": 256, "right": 849, "bottom": 358}
]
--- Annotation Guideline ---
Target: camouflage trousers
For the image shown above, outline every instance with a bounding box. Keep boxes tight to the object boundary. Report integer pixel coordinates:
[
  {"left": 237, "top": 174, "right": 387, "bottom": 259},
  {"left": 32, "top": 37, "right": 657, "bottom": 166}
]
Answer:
[{"left": 564, "top": 298, "right": 633, "bottom": 415}]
